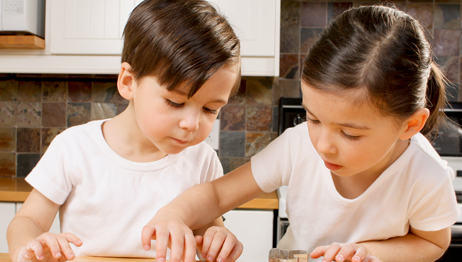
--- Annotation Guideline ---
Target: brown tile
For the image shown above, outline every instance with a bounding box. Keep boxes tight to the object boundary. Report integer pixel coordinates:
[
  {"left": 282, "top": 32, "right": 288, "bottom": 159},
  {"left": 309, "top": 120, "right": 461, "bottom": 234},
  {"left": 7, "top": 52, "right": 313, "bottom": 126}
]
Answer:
[
  {"left": 281, "top": 0, "right": 300, "bottom": 28},
  {"left": 42, "top": 128, "right": 65, "bottom": 153},
  {"left": 219, "top": 131, "right": 245, "bottom": 157},
  {"left": 17, "top": 128, "right": 41, "bottom": 153},
  {"left": 67, "top": 102, "right": 91, "bottom": 127},
  {"left": 220, "top": 105, "right": 245, "bottom": 131},
  {"left": 246, "top": 78, "right": 273, "bottom": 106},
  {"left": 273, "top": 79, "right": 301, "bottom": 105},
  {"left": 246, "top": 106, "right": 272, "bottom": 131},
  {"left": 18, "top": 81, "right": 41, "bottom": 102},
  {"left": 300, "top": 28, "right": 324, "bottom": 55},
  {"left": 327, "top": 2, "right": 353, "bottom": 25},
  {"left": 219, "top": 157, "right": 246, "bottom": 174},
  {"left": 68, "top": 81, "right": 92, "bottom": 102},
  {"left": 280, "top": 54, "right": 300, "bottom": 79},
  {"left": 435, "top": 0, "right": 459, "bottom": 4},
  {"left": 17, "top": 153, "right": 41, "bottom": 177},
  {"left": 92, "top": 81, "right": 124, "bottom": 103},
  {"left": 434, "top": 4, "right": 460, "bottom": 29},
  {"left": 245, "top": 132, "right": 272, "bottom": 157},
  {"left": 407, "top": 3, "right": 434, "bottom": 30},
  {"left": 16, "top": 102, "right": 41, "bottom": 127},
  {"left": 42, "top": 81, "right": 67, "bottom": 102},
  {"left": 433, "top": 29, "right": 461, "bottom": 56},
  {"left": 437, "top": 56, "right": 459, "bottom": 84},
  {"left": 229, "top": 80, "right": 247, "bottom": 105},
  {"left": 301, "top": 2, "right": 327, "bottom": 28},
  {"left": 0, "top": 127, "right": 15, "bottom": 152},
  {"left": 281, "top": 0, "right": 301, "bottom": 54},
  {"left": 0, "top": 79, "right": 18, "bottom": 101},
  {"left": 42, "top": 103, "right": 67, "bottom": 127},
  {"left": 91, "top": 103, "right": 117, "bottom": 120},
  {"left": 0, "top": 102, "right": 16, "bottom": 126},
  {"left": 0, "top": 153, "right": 15, "bottom": 176}
]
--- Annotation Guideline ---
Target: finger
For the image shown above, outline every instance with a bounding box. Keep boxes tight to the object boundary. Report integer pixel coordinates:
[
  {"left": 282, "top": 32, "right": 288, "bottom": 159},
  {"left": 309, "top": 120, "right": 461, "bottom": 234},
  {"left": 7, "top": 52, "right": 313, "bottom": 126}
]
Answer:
[
  {"left": 56, "top": 236, "right": 77, "bottom": 260},
  {"left": 141, "top": 224, "right": 156, "bottom": 251},
  {"left": 369, "top": 255, "right": 383, "bottom": 262},
  {"left": 310, "top": 245, "right": 328, "bottom": 259},
  {"left": 63, "top": 233, "right": 83, "bottom": 247},
  {"left": 225, "top": 242, "right": 244, "bottom": 262},
  {"left": 154, "top": 227, "right": 170, "bottom": 262},
  {"left": 168, "top": 231, "right": 185, "bottom": 262},
  {"left": 183, "top": 232, "right": 197, "bottom": 262},
  {"left": 28, "top": 239, "right": 45, "bottom": 260},
  {"left": 205, "top": 231, "right": 226, "bottom": 262},
  {"left": 351, "top": 246, "right": 368, "bottom": 262},
  {"left": 201, "top": 228, "right": 217, "bottom": 258},
  {"left": 336, "top": 243, "right": 356, "bottom": 262},
  {"left": 216, "top": 236, "right": 237, "bottom": 262},
  {"left": 39, "top": 235, "right": 62, "bottom": 259},
  {"left": 321, "top": 243, "right": 342, "bottom": 262}
]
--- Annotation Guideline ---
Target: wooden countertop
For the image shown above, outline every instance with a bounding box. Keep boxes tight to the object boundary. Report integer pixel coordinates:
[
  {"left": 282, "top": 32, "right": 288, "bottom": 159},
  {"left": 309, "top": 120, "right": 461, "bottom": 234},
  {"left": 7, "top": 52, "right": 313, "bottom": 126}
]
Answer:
[
  {"left": 0, "top": 178, "right": 278, "bottom": 210},
  {"left": 0, "top": 253, "right": 161, "bottom": 262}
]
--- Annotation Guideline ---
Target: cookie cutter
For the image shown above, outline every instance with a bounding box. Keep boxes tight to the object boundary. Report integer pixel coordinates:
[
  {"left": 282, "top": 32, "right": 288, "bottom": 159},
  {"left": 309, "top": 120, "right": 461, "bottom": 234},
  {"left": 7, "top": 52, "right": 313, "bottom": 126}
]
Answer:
[{"left": 268, "top": 248, "right": 308, "bottom": 262}]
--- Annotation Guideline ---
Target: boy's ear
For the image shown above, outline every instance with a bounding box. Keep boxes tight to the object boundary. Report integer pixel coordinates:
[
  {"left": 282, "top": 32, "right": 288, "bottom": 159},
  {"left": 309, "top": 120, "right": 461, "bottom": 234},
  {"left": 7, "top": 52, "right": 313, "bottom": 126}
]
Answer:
[
  {"left": 399, "top": 108, "right": 430, "bottom": 140},
  {"left": 118, "top": 62, "right": 135, "bottom": 100}
]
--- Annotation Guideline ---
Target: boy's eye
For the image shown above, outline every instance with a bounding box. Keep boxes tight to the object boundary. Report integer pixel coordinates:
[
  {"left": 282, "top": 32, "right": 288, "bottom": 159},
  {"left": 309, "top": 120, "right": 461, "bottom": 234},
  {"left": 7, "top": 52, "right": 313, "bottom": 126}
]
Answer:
[
  {"left": 166, "top": 99, "right": 183, "bottom": 107},
  {"left": 204, "top": 107, "right": 218, "bottom": 114},
  {"left": 341, "top": 131, "right": 361, "bottom": 141}
]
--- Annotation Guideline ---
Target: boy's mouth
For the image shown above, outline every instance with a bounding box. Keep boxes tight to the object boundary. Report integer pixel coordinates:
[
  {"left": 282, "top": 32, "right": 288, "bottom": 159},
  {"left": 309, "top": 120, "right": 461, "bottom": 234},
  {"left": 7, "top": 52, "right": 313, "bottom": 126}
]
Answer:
[{"left": 323, "top": 160, "right": 342, "bottom": 170}]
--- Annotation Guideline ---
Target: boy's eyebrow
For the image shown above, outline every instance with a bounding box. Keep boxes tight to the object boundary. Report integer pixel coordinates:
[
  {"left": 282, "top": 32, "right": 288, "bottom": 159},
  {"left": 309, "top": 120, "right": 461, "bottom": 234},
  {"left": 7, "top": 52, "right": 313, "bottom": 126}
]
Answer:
[
  {"left": 301, "top": 102, "right": 370, "bottom": 130},
  {"left": 172, "top": 89, "right": 228, "bottom": 104}
]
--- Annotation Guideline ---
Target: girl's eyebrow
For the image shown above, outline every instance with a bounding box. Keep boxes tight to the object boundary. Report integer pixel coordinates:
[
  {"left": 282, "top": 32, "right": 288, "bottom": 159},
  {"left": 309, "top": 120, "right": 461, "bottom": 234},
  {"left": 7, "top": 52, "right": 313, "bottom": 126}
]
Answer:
[{"left": 302, "top": 102, "right": 370, "bottom": 130}]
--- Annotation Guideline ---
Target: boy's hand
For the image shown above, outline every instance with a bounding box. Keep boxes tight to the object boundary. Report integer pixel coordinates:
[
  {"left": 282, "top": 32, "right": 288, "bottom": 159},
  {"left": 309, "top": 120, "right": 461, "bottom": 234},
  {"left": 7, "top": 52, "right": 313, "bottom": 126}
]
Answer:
[
  {"left": 196, "top": 226, "right": 243, "bottom": 262},
  {"left": 310, "top": 243, "right": 383, "bottom": 262},
  {"left": 16, "top": 233, "right": 82, "bottom": 262}
]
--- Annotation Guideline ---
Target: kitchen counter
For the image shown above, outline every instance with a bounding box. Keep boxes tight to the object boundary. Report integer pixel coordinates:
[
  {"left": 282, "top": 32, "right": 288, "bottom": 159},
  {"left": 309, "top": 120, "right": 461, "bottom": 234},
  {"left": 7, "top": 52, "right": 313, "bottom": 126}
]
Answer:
[
  {"left": 0, "top": 178, "right": 278, "bottom": 210},
  {"left": 0, "top": 253, "right": 159, "bottom": 262}
]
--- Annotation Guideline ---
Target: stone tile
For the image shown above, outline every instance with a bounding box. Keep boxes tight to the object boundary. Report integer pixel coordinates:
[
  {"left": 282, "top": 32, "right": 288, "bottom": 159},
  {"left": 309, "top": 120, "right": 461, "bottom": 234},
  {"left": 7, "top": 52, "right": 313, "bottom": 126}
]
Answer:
[
  {"left": 433, "top": 29, "right": 461, "bottom": 56},
  {"left": 0, "top": 102, "right": 16, "bottom": 126},
  {"left": 42, "top": 103, "right": 66, "bottom": 127},
  {"left": 16, "top": 102, "right": 41, "bottom": 127},
  {"left": 229, "top": 80, "right": 246, "bottom": 105},
  {"left": 18, "top": 81, "right": 41, "bottom": 102},
  {"left": 407, "top": 3, "right": 434, "bottom": 30},
  {"left": 281, "top": 0, "right": 300, "bottom": 28},
  {"left": 300, "top": 28, "right": 324, "bottom": 55},
  {"left": 42, "top": 81, "right": 67, "bottom": 102},
  {"left": 220, "top": 105, "right": 245, "bottom": 131},
  {"left": 273, "top": 79, "right": 301, "bottom": 105},
  {"left": 42, "top": 128, "right": 65, "bottom": 153},
  {"left": 246, "top": 106, "right": 272, "bottom": 131},
  {"left": 436, "top": 56, "right": 459, "bottom": 84},
  {"left": 447, "top": 82, "right": 459, "bottom": 101},
  {"left": 273, "top": 107, "right": 279, "bottom": 133},
  {"left": 408, "top": 0, "right": 433, "bottom": 2},
  {"left": 435, "top": 0, "right": 459, "bottom": 4},
  {"left": 91, "top": 103, "right": 117, "bottom": 120},
  {"left": 16, "top": 153, "right": 41, "bottom": 177},
  {"left": 219, "top": 131, "right": 245, "bottom": 157},
  {"left": 246, "top": 78, "right": 273, "bottom": 106},
  {"left": 117, "top": 103, "right": 129, "bottom": 115},
  {"left": 281, "top": 26, "right": 300, "bottom": 54},
  {"left": 280, "top": 54, "right": 300, "bottom": 79},
  {"left": 245, "top": 132, "right": 272, "bottom": 157},
  {"left": 0, "top": 153, "right": 15, "bottom": 177},
  {"left": 327, "top": 2, "right": 353, "bottom": 25},
  {"left": 281, "top": 0, "right": 301, "bottom": 54},
  {"left": 219, "top": 157, "right": 246, "bottom": 174},
  {"left": 67, "top": 102, "right": 91, "bottom": 127},
  {"left": 301, "top": 2, "right": 327, "bottom": 28},
  {"left": 435, "top": 4, "right": 460, "bottom": 29},
  {"left": 0, "top": 127, "right": 15, "bottom": 152},
  {"left": 92, "top": 81, "right": 124, "bottom": 103},
  {"left": 0, "top": 79, "right": 18, "bottom": 101},
  {"left": 68, "top": 81, "right": 92, "bottom": 102},
  {"left": 17, "top": 128, "right": 41, "bottom": 153}
]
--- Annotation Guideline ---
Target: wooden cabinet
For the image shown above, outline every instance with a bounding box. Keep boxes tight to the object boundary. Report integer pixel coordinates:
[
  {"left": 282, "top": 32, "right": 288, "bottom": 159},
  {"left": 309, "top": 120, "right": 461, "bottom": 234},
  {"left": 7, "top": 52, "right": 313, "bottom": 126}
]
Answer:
[
  {"left": 0, "top": 0, "right": 280, "bottom": 76},
  {"left": 0, "top": 203, "right": 15, "bottom": 253}
]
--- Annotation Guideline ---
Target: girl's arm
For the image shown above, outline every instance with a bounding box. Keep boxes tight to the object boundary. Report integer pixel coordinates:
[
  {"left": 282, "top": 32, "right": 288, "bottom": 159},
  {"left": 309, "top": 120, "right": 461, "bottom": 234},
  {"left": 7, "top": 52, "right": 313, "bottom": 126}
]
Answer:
[
  {"left": 142, "top": 162, "right": 263, "bottom": 262},
  {"left": 7, "top": 189, "right": 82, "bottom": 262},
  {"left": 311, "top": 226, "right": 451, "bottom": 262}
]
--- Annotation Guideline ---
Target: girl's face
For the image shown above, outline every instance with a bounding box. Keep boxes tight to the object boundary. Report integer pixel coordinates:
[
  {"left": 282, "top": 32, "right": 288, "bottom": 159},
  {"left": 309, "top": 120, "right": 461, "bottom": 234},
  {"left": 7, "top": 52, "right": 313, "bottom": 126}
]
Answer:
[
  {"left": 301, "top": 82, "right": 409, "bottom": 179},
  {"left": 131, "top": 63, "right": 239, "bottom": 156}
]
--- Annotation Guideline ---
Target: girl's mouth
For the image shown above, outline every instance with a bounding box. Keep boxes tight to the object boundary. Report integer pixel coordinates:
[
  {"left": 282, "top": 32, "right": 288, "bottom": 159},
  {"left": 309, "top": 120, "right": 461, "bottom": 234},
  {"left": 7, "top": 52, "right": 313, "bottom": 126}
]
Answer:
[{"left": 323, "top": 160, "right": 342, "bottom": 170}]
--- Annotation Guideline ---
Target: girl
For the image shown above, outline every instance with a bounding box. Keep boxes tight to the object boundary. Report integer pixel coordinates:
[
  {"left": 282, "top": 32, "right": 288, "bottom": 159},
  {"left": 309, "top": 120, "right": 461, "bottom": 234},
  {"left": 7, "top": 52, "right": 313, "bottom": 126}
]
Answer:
[
  {"left": 142, "top": 5, "right": 460, "bottom": 262},
  {"left": 7, "top": 1, "right": 243, "bottom": 262}
]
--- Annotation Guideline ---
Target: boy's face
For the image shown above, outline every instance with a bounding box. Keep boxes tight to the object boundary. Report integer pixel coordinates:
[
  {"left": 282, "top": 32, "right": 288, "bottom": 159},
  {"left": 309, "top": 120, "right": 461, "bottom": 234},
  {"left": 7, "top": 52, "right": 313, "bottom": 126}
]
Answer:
[
  {"left": 301, "top": 82, "right": 409, "bottom": 181},
  {"left": 130, "top": 63, "right": 240, "bottom": 156}
]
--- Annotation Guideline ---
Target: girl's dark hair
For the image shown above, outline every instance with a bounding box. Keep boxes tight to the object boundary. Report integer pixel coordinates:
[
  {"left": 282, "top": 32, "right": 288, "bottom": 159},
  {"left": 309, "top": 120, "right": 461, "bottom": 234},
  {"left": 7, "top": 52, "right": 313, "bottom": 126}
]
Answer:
[
  {"left": 122, "top": 0, "right": 241, "bottom": 97},
  {"left": 302, "top": 5, "right": 447, "bottom": 136}
]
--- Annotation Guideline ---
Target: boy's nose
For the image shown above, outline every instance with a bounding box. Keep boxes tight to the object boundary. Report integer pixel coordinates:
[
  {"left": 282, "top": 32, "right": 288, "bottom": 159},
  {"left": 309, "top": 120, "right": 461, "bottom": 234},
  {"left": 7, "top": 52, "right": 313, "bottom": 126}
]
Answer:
[{"left": 179, "top": 111, "right": 200, "bottom": 131}]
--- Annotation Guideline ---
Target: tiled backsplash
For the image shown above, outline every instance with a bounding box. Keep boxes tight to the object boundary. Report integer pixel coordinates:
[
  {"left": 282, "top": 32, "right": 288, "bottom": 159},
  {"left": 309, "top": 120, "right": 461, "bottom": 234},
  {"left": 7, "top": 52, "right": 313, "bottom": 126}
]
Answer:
[{"left": 1, "top": 0, "right": 461, "bottom": 176}]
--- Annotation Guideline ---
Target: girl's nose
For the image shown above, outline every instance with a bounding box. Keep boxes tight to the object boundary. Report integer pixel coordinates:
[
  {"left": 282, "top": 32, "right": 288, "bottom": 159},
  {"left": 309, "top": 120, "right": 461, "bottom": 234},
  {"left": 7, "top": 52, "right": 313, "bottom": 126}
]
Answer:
[
  {"left": 316, "top": 130, "right": 337, "bottom": 155},
  {"left": 179, "top": 110, "right": 200, "bottom": 131}
]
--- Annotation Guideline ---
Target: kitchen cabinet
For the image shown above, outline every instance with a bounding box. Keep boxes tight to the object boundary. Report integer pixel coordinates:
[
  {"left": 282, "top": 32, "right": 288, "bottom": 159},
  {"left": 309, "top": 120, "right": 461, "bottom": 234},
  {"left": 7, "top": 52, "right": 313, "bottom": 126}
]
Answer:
[
  {"left": 0, "top": 203, "right": 15, "bottom": 253},
  {"left": 223, "top": 209, "right": 273, "bottom": 262},
  {"left": 0, "top": 0, "right": 280, "bottom": 76}
]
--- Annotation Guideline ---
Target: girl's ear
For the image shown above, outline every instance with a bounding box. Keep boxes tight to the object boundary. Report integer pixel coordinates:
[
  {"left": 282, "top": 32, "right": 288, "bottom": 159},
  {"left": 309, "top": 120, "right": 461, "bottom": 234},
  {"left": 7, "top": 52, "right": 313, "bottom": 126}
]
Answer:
[
  {"left": 117, "top": 62, "right": 135, "bottom": 100},
  {"left": 400, "top": 108, "right": 430, "bottom": 140}
]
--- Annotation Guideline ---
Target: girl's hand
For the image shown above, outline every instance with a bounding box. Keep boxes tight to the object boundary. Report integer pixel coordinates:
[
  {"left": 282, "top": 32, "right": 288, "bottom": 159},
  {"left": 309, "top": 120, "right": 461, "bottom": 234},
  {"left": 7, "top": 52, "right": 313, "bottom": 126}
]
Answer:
[
  {"left": 196, "top": 226, "right": 243, "bottom": 262},
  {"left": 310, "top": 243, "right": 382, "bottom": 262},
  {"left": 16, "top": 232, "right": 82, "bottom": 262}
]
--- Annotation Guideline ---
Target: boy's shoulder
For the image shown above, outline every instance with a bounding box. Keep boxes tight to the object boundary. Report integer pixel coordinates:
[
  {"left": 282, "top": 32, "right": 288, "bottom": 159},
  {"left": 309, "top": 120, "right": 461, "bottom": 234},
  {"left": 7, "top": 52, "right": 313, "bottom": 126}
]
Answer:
[{"left": 52, "top": 119, "right": 106, "bottom": 144}]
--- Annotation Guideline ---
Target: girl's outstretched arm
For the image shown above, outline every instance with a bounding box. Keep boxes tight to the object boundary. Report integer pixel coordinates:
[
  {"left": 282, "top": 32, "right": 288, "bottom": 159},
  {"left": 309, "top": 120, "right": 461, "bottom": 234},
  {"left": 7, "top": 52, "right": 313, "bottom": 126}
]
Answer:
[{"left": 141, "top": 162, "right": 263, "bottom": 262}]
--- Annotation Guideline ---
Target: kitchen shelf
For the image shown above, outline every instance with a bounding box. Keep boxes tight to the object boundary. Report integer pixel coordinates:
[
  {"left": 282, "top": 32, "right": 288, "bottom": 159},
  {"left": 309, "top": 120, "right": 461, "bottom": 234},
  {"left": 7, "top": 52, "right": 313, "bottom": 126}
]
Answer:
[{"left": 0, "top": 35, "right": 45, "bottom": 49}]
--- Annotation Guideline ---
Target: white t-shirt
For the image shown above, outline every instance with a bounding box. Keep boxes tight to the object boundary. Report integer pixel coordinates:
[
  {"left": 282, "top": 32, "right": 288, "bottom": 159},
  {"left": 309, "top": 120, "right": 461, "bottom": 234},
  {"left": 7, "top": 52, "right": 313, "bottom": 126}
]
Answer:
[
  {"left": 251, "top": 123, "right": 459, "bottom": 259},
  {"left": 26, "top": 119, "right": 223, "bottom": 257}
]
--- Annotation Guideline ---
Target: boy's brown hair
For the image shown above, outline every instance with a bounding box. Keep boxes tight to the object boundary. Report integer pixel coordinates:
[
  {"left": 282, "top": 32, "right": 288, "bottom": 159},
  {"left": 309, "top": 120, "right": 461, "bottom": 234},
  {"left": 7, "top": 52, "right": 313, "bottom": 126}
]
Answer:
[{"left": 122, "top": 0, "right": 241, "bottom": 97}]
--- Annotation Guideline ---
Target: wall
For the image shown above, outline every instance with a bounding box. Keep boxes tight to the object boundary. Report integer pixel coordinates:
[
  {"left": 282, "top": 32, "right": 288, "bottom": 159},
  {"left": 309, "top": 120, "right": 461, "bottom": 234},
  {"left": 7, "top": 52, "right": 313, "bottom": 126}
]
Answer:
[{"left": 0, "top": 0, "right": 461, "bottom": 177}]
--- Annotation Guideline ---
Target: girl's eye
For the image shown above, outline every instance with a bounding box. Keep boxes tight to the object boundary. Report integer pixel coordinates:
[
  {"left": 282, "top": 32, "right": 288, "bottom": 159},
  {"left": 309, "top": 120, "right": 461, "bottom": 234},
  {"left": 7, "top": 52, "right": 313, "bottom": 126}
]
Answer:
[
  {"left": 341, "top": 131, "right": 361, "bottom": 141},
  {"left": 166, "top": 99, "right": 183, "bottom": 107},
  {"left": 306, "top": 115, "right": 320, "bottom": 124},
  {"left": 204, "top": 107, "right": 218, "bottom": 115}
]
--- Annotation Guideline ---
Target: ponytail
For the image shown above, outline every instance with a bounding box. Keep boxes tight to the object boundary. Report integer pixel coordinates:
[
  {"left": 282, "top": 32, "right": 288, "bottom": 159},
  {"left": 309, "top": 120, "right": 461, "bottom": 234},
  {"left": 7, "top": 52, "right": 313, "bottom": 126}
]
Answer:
[{"left": 422, "top": 62, "right": 447, "bottom": 136}]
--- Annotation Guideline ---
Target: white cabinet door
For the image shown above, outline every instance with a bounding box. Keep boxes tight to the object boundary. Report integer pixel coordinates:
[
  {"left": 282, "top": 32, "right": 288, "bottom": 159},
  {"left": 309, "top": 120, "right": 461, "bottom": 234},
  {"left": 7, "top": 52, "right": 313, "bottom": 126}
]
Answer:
[
  {"left": 223, "top": 209, "right": 273, "bottom": 262},
  {"left": 0, "top": 203, "right": 15, "bottom": 253},
  {"left": 16, "top": 203, "right": 61, "bottom": 234}
]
